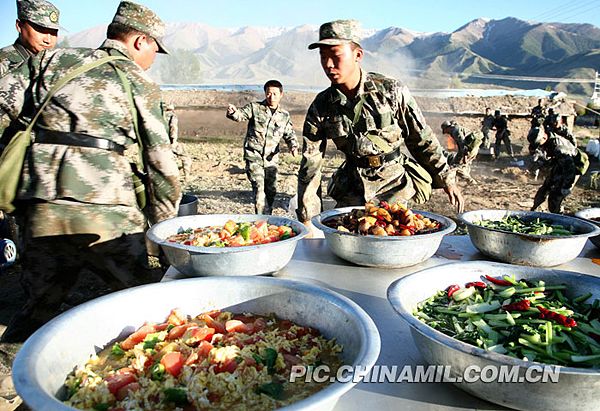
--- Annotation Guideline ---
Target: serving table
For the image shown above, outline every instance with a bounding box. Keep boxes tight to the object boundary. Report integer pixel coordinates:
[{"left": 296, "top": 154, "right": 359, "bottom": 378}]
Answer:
[{"left": 164, "top": 236, "right": 600, "bottom": 410}]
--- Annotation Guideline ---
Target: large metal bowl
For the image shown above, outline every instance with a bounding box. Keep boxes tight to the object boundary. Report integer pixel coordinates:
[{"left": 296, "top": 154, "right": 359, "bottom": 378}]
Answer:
[
  {"left": 387, "top": 261, "right": 600, "bottom": 411},
  {"left": 311, "top": 207, "right": 456, "bottom": 268},
  {"left": 459, "top": 209, "right": 600, "bottom": 267},
  {"left": 13, "top": 276, "right": 381, "bottom": 411},
  {"left": 574, "top": 207, "right": 600, "bottom": 249},
  {"left": 146, "top": 214, "right": 308, "bottom": 276}
]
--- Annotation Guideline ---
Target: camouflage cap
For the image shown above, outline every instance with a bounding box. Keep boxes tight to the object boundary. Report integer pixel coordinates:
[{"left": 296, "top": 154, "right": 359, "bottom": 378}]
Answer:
[
  {"left": 308, "top": 19, "right": 362, "bottom": 50},
  {"left": 111, "top": 1, "right": 169, "bottom": 54},
  {"left": 17, "top": 0, "right": 60, "bottom": 31}
]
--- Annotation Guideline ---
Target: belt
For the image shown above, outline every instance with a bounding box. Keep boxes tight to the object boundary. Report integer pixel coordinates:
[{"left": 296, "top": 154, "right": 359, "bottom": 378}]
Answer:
[
  {"left": 35, "top": 129, "right": 125, "bottom": 155},
  {"left": 353, "top": 148, "right": 402, "bottom": 168}
]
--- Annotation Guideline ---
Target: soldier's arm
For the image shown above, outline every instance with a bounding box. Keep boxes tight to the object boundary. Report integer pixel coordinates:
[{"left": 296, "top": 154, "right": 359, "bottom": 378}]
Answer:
[
  {"left": 0, "top": 56, "right": 36, "bottom": 147},
  {"left": 396, "top": 83, "right": 451, "bottom": 188},
  {"left": 130, "top": 71, "right": 181, "bottom": 224},
  {"left": 297, "top": 103, "right": 326, "bottom": 222},
  {"left": 226, "top": 102, "right": 252, "bottom": 122},
  {"left": 282, "top": 115, "right": 299, "bottom": 152}
]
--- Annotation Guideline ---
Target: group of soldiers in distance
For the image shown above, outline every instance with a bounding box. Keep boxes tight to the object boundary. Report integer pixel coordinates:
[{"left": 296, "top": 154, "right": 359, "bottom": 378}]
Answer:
[{"left": 441, "top": 98, "right": 589, "bottom": 215}]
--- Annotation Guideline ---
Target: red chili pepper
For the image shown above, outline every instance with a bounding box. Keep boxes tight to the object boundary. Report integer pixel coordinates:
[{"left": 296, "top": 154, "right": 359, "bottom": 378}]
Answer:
[
  {"left": 484, "top": 275, "right": 513, "bottom": 286},
  {"left": 375, "top": 219, "right": 387, "bottom": 227},
  {"left": 536, "top": 305, "right": 577, "bottom": 328},
  {"left": 446, "top": 285, "right": 460, "bottom": 298},
  {"left": 380, "top": 200, "right": 390, "bottom": 210},
  {"left": 466, "top": 281, "right": 487, "bottom": 289},
  {"left": 502, "top": 299, "right": 531, "bottom": 312}
]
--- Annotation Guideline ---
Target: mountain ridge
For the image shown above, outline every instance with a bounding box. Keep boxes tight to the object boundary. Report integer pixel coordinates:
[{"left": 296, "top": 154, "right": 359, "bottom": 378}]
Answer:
[{"left": 62, "top": 17, "right": 600, "bottom": 96}]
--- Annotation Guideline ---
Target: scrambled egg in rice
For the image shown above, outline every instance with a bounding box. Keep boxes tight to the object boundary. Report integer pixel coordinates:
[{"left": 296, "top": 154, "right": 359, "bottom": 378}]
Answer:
[{"left": 63, "top": 309, "right": 343, "bottom": 410}]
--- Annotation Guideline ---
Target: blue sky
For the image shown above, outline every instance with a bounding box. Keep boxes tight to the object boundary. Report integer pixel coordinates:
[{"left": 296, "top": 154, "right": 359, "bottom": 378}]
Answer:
[{"left": 1, "top": 0, "right": 599, "bottom": 45}]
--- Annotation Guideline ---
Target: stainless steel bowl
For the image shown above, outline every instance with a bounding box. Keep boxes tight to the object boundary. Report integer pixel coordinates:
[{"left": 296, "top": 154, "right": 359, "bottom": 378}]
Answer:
[
  {"left": 14, "top": 276, "right": 381, "bottom": 411},
  {"left": 311, "top": 207, "right": 456, "bottom": 268},
  {"left": 178, "top": 193, "right": 199, "bottom": 216},
  {"left": 574, "top": 207, "right": 600, "bottom": 249},
  {"left": 459, "top": 209, "right": 600, "bottom": 267},
  {"left": 387, "top": 261, "right": 600, "bottom": 411},
  {"left": 146, "top": 214, "right": 308, "bottom": 276}
]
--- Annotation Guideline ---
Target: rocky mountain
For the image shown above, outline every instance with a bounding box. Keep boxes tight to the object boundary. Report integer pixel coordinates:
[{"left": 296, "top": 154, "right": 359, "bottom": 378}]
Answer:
[{"left": 61, "top": 17, "right": 600, "bottom": 95}]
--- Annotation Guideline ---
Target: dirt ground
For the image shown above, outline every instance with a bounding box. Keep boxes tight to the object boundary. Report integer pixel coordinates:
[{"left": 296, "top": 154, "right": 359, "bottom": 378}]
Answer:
[{"left": 1, "top": 91, "right": 599, "bottom": 410}]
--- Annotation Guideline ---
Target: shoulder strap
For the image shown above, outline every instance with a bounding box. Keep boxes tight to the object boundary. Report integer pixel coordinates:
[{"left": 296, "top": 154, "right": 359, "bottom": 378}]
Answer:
[{"left": 27, "top": 55, "right": 130, "bottom": 134}]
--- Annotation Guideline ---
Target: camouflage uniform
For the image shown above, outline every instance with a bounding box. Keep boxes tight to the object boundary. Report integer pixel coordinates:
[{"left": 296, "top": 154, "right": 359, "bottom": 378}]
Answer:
[
  {"left": 443, "top": 122, "right": 482, "bottom": 183},
  {"left": 480, "top": 112, "right": 494, "bottom": 150},
  {"left": 227, "top": 100, "right": 298, "bottom": 214},
  {"left": 0, "top": 0, "right": 60, "bottom": 245},
  {"left": 163, "top": 102, "right": 192, "bottom": 182},
  {"left": 297, "top": 70, "right": 454, "bottom": 221},
  {"left": 531, "top": 133, "right": 584, "bottom": 213},
  {"left": 0, "top": 0, "right": 60, "bottom": 77},
  {"left": 492, "top": 113, "right": 514, "bottom": 158},
  {"left": 0, "top": 1, "right": 180, "bottom": 341}
]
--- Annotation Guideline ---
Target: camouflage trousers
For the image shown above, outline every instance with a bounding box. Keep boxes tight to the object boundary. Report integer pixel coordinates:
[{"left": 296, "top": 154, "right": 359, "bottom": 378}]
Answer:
[
  {"left": 246, "top": 159, "right": 277, "bottom": 214},
  {"left": 531, "top": 158, "right": 579, "bottom": 214},
  {"left": 1, "top": 232, "right": 164, "bottom": 342},
  {"left": 447, "top": 153, "right": 476, "bottom": 183},
  {"left": 494, "top": 130, "right": 514, "bottom": 158},
  {"left": 172, "top": 142, "right": 192, "bottom": 182},
  {"left": 481, "top": 127, "right": 492, "bottom": 149}
]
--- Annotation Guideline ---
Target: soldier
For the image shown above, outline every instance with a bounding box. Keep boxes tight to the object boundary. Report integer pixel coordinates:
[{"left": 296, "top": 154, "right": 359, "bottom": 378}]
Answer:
[
  {"left": 481, "top": 107, "right": 494, "bottom": 150},
  {"left": 163, "top": 102, "right": 192, "bottom": 183},
  {"left": 0, "top": 0, "right": 60, "bottom": 77},
  {"left": 492, "top": 109, "right": 515, "bottom": 160},
  {"left": 530, "top": 98, "right": 546, "bottom": 127},
  {"left": 226, "top": 80, "right": 298, "bottom": 214},
  {"left": 296, "top": 20, "right": 463, "bottom": 229},
  {"left": 543, "top": 107, "right": 559, "bottom": 135},
  {"left": 0, "top": 1, "right": 180, "bottom": 341},
  {"left": 530, "top": 127, "right": 588, "bottom": 213},
  {"left": 0, "top": 0, "right": 60, "bottom": 247},
  {"left": 441, "top": 120, "right": 482, "bottom": 184}
]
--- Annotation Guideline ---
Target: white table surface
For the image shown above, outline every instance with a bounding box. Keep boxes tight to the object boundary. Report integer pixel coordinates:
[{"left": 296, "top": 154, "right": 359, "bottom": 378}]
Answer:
[{"left": 164, "top": 236, "right": 600, "bottom": 411}]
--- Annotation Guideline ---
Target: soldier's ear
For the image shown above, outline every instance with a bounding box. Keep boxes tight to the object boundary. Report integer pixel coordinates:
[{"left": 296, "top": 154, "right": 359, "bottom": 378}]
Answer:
[{"left": 355, "top": 47, "right": 364, "bottom": 63}]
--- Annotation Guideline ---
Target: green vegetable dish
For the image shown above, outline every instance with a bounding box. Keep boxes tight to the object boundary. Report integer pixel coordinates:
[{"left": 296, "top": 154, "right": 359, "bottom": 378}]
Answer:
[
  {"left": 473, "top": 216, "right": 573, "bottom": 236},
  {"left": 414, "top": 275, "right": 600, "bottom": 368}
]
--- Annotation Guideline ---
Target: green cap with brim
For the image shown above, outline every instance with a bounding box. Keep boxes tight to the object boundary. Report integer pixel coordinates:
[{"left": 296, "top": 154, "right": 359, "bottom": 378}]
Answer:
[
  {"left": 111, "top": 1, "right": 169, "bottom": 54},
  {"left": 17, "top": 0, "right": 60, "bottom": 31},
  {"left": 308, "top": 19, "right": 362, "bottom": 50}
]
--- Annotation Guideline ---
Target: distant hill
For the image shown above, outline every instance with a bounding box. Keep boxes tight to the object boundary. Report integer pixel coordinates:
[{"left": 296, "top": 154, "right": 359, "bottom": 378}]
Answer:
[{"left": 61, "top": 17, "right": 600, "bottom": 96}]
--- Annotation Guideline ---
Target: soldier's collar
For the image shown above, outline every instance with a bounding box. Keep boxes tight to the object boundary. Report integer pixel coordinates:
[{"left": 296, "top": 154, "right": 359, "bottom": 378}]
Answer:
[
  {"left": 99, "top": 39, "right": 134, "bottom": 60},
  {"left": 260, "top": 99, "right": 281, "bottom": 113},
  {"left": 14, "top": 38, "right": 34, "bottom": 59}
]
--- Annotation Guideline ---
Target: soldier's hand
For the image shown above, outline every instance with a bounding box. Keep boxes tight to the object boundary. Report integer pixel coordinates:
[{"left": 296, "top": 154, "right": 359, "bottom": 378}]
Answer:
[
  {"left": 302, "top": 220, "right": 316, "bottom": 238},
  {"left": 444, "top": 184, "right": 465, "bottom": 213},
  {"left": 226, "top": 104, "right": 236, "bottom": 115}
]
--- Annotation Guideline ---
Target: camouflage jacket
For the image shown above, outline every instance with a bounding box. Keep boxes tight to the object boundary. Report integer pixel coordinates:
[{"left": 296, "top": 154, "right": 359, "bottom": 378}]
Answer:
[
  {"left": 0, "top": 39, "right": 180, "bottom": 227},
  {"left": 447, "top": 124, "right": 483, "bottom": 162},
  {"left": 227, "top": 100, "right": 298, "bottom": 165},
  {"left": 297, "top": 70, "right": 452, "bottom": 221},
  {"left": 0, "top": 39, "right": 33, "bottom": 78},
  {"left": 481, "top": 114, "right": 494, "bottom": 130}
]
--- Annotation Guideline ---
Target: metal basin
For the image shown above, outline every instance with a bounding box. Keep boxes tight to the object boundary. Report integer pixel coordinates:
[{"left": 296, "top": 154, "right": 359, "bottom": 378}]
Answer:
[
  {"left": 178, "top": 193, "right": 198, "bottom": 216},
  {"left": 459, "top": 209, "right": 600, "bottom": 267},
  {"left": 311, "top": 207, "right": 456, "bottom": 268},
  {"left": 574, "top": 207, "right": 600, "bottom": 249},
  {"left": 13, "top": 276, "right": 381, "bottom": 411},
  {"left": 146, "top": 214, "right": 308, "bottom": 276},
  {"left": 387, "top": 261, "right": 600, "bottom": 411}
]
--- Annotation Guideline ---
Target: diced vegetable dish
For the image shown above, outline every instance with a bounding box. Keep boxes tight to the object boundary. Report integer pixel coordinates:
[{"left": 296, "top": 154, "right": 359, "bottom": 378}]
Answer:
[
  {"left": 473, "top": 216, "right": 573, "bottom": 236},
  {"left": 167, "top": 220, "right": 296, "bottom": 247},
  {"left": 324, "top": 201, "right": 441, "bottom": 236},
  {"left": 415, "top": 275, "right": 600, "bottom": 368},
  {"left": 63, "top": 309, "right": 343, "bottom": 410}
]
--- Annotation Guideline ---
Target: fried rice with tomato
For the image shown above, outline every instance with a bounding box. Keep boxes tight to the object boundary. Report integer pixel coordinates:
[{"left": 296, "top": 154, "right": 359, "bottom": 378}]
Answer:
[{"left": 63, "top": 309, "right": 343, "bottom": 410}]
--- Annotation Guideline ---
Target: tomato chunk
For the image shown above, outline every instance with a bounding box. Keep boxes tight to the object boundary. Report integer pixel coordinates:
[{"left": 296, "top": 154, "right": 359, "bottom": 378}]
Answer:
[
  {"left": 105, "top": 372, "right": 137, "bottom": 395},
  {"left": 161, "top": 352, "right": 184, "bottom": 377},
  {"left": 167, "top": 308, "right": 187, "bottom": 326},
  {"left": 120, "top": 324, "right": 156, "bottom": 350}
]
